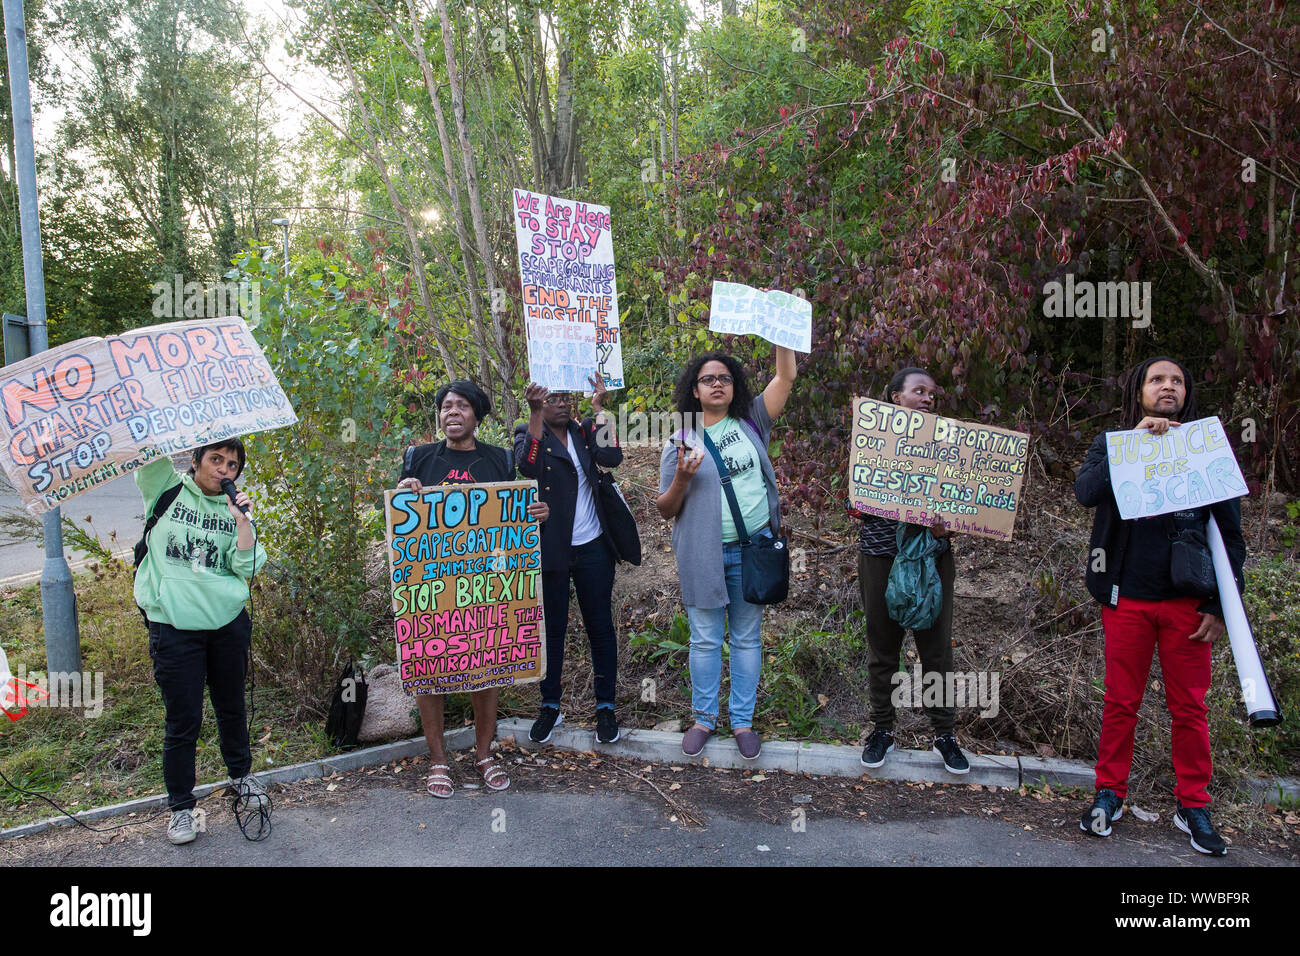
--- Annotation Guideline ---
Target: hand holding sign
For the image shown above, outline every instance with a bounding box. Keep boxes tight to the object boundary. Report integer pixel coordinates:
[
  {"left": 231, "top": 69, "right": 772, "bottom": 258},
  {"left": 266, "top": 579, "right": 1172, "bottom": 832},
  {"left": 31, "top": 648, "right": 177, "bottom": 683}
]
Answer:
[{"left": 1104, "top": 417, "right": 1248, "bottom": 520}]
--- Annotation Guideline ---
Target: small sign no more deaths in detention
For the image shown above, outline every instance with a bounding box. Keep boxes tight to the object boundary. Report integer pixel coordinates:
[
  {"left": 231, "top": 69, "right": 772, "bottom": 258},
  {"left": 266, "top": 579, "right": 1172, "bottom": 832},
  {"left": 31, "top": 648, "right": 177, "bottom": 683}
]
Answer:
[{"left": 708, "top": 281, "right": 812, "bottom": 353}]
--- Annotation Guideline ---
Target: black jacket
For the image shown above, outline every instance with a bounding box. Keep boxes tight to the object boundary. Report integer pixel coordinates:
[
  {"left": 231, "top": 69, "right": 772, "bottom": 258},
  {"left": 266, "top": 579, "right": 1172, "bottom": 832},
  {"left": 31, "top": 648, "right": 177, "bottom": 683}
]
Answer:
[
  {"left": 1075, "top": 430, "right": 1246, "bottom": 618},
  {"left": 513, "top": 417, "right": 623, "bottom": 573}
]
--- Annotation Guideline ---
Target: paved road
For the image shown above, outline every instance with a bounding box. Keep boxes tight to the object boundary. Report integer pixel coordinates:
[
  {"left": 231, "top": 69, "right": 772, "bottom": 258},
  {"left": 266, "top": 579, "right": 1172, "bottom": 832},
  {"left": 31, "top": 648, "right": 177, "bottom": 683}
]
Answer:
[
  {"left": 0, "top": 477, "right": 144, "bottom": 584},
  {"left": 10, "top": 782, "right": 1290, "bottom": 867}
]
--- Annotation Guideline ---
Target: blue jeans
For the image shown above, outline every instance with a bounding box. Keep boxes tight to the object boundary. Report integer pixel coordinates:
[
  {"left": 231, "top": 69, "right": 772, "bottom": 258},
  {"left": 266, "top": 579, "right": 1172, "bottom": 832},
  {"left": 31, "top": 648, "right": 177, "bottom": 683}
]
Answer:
[{"left": 684, "top": 542, "right": 764, "bottom": 730}]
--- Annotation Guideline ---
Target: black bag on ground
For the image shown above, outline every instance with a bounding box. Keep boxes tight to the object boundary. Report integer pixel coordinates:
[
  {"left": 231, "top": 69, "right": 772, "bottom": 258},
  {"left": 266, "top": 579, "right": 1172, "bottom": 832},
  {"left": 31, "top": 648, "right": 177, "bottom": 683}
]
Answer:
[
  {"left": 1165, "top": 515, "right": 1217, "bottom": 599},
  {"left": 698, "top": 429, "right": 789, "bottom": 605},
  {"left": 582, "top": 428, "right": 642, "bottom": 565},
  {"left": 325, "top": 662, "right": 367, "bottom": 749},
  {"left": 132, "top": 482, "right": 183, "bottom": 626}
]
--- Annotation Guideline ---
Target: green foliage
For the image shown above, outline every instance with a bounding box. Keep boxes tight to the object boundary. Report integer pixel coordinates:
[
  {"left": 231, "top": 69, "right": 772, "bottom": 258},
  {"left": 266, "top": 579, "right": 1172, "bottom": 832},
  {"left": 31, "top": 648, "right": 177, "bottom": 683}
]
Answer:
[
  {"left": 628, "top": 612, "right": 691, "bottom": 663},
  {"left": 234, "top": 239, "right": 405, "bottom": 670},
  {"left": 1210, "top": 557, "right": 1300, "bottom": 778}
]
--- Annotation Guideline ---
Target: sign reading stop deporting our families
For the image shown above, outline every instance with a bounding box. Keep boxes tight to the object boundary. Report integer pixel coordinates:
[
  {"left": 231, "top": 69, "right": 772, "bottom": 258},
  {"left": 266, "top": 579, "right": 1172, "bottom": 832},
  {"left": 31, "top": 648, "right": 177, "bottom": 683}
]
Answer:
[
  {"left": 1104, "top": 417, "right": 1248, "bottom": 519},
  {"left": 847, "top": 398, "right": 1030, "bottom": 541}
]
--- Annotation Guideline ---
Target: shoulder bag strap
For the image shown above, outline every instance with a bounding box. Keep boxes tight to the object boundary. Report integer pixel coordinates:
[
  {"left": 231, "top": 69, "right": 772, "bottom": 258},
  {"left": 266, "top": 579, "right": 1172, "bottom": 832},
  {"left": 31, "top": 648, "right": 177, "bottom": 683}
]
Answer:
[{"left": 697, "top": 428, "right": 751, "bottom": 546}]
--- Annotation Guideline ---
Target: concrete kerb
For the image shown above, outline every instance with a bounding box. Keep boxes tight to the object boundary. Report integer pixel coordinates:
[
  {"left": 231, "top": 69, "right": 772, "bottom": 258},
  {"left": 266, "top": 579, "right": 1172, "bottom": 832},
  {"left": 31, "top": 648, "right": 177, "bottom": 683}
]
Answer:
[
  {"left": 0, "top": 727, "right": 475, "bottom": 842},
  {"left": 6, "top": 719, "right": 1289, "bottom": 841},
  {"left": 499, "top": 718, "right": 1022, "bottom": 786}
]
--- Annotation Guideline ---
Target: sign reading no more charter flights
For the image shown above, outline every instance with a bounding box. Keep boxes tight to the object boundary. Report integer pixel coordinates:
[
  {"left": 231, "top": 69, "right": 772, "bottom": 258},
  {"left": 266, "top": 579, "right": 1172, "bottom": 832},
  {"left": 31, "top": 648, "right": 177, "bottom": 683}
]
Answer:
[
  {"left": 847, "top": 398, "right": 1030, "bottom": 541},
  {"left": 1104, "top": 417, "right": 1248, "bottom": 520},
  {"left": 513, "top": 188, "right": 623, "bottom": 390},
  {"left": 0, "top": 318, "right": 296, "bottom": 515},
  {"left": 385, "top": 481, "right": 546, "bottom": 696}
]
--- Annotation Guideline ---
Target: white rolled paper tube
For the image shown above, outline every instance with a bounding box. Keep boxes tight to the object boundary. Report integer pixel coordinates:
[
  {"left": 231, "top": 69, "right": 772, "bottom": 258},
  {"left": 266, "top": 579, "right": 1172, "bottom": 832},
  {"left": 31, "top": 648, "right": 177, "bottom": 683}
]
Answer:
[{"left": 1207, "top": 514, "right": 1281, "bottom": 727}]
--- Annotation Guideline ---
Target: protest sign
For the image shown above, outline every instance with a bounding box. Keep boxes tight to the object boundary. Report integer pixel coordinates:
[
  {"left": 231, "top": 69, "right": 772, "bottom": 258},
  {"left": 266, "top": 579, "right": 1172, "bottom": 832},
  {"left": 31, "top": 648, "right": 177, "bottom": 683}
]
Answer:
[
  {"left": 513, "top": 188, "right": 623, "bottom": 389},
  {"left": 1104, "top": 417, "right": 1248, "bottom": 520},
  {"left": 1, "top": 318, "right": 296, "bottom": 515},
  {"left": 385, "top": 481, "right": 546, "bottom": 695},
  {"left": 525, "top": 316, "right": 597, "bottom": 393},
  {"left": 847, "top": 398, "right": 1030, "bottom": 541},
  {"left": 708, "top": 281, "right": 812, "bottom": 353}
]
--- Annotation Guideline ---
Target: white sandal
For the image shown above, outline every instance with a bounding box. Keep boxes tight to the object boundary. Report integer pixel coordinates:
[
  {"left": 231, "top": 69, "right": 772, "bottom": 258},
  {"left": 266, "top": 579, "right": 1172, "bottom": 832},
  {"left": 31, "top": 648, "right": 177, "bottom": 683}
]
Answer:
[
  {"left": 426, "top": 764, "right": 453, "bottom": 799},
  {"left": 475, "top": 756, "right": 510, "bottom": 792}
]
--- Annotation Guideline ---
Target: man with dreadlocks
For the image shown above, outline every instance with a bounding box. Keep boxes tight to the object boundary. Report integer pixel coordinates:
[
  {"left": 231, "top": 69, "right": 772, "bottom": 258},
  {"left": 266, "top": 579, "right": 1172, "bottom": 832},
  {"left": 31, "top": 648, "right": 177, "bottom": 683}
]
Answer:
[{"left": 1074, "top": 357, "right": 1246, "bottom": 856}]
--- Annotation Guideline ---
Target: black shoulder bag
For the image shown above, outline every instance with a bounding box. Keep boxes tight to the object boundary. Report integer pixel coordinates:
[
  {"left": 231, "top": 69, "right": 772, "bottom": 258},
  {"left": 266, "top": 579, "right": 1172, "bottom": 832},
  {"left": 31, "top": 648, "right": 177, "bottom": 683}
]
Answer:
[
  {"left": 581, "top": 424, "right": 642, "bottom": 565},
  {"left": 698, "top": 428, "right": 789, "bottom": 605},
  {"left": 1164, "top": 514, "right": 1217, "bottom": 599}
]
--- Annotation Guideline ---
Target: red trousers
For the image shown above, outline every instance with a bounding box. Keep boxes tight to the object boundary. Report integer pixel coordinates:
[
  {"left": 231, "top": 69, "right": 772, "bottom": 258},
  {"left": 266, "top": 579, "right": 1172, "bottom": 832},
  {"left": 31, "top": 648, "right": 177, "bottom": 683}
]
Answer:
[{"left": 1095, "top": 595, "right": 1213, "bottom": 808}]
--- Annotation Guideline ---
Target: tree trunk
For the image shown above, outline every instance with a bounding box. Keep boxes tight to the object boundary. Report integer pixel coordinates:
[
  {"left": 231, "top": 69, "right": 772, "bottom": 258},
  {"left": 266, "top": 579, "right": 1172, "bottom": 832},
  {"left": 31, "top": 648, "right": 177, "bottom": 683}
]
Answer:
[{"left": 436, "top": 0, "right": 517, "bottom": 420}]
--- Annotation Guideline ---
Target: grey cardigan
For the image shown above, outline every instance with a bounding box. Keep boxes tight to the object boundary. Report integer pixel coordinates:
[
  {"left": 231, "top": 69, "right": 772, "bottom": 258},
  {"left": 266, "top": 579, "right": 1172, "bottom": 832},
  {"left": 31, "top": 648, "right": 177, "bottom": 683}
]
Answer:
[{"left": 658, "top": 395, "right": 782, "bottom": 608}]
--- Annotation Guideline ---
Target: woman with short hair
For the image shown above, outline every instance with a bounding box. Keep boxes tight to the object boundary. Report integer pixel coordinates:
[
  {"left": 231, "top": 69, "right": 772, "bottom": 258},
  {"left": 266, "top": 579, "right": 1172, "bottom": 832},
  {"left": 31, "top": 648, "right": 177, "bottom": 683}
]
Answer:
[
  {"left": 855, "top": 366, "right": 969, "bottom": 775},
  {"left": 396, "top": 380, "right": 548, "bottom": 798}
]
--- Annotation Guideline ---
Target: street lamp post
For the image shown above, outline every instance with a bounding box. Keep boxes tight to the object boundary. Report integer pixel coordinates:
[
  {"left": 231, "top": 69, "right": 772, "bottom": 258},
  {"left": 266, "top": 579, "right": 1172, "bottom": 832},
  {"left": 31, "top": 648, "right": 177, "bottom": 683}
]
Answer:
[{"left": 4, "top": 0, "right": 79, "bottom": 672}]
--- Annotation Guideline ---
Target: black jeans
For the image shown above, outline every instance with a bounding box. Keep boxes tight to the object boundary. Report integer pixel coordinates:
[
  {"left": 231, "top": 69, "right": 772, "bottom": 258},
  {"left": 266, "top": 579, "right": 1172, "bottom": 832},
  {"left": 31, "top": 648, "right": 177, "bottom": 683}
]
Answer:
[
  {"left": 540, "top": 538, "right": 618, "bottom": 710},
  {"left": 859, "top": 549, "right": 956, "bottom": 735},
  {"left": 148, "top": 609, "right": 252, "bottom": 811}
]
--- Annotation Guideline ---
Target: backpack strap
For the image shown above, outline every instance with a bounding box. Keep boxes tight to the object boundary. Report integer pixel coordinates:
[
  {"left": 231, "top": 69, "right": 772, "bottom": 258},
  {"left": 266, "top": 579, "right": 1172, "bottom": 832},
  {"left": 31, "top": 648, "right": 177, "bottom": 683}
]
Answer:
[{"left": 135, "top": 481, "right": 183, "bottom": 569}]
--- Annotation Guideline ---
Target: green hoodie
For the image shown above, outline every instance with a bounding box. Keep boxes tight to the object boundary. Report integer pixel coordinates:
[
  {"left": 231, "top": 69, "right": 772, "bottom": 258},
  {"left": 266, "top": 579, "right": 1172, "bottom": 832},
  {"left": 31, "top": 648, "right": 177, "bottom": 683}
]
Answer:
[{"left": 134, "top": 456, "right": 267, "bottom": 630}]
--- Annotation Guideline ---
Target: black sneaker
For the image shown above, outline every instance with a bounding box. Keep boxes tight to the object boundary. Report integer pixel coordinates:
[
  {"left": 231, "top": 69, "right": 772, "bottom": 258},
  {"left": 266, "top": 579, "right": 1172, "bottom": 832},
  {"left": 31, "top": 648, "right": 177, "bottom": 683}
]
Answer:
[
  {"left": 933, "top": 733, "right": 969, "bottom": 774},
  {"left": 860, "top": 728, "right": 895, "bottom": 768},
  {"left": 1175, "top": 804, "right": 1227, "bottom": 857},
  {"left": 1080, "top": 788, "right": 1125, "bottom": 837},
  {"left": 529, "top": 706, "right": 563, "bottom": 743},
  {"left": 595, "top": 709, "right": 620, "bottom": 744}
]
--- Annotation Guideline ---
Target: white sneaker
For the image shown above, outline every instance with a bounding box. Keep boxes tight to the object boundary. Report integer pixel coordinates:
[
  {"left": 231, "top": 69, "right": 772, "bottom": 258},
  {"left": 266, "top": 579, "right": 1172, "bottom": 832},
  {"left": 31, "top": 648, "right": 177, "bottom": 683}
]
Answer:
[
  {"left": 167, "top": 809, "right": 198, "bottom": 845},
  {"left": 231, "top": 774, "right": 270, "bottom": 807}
]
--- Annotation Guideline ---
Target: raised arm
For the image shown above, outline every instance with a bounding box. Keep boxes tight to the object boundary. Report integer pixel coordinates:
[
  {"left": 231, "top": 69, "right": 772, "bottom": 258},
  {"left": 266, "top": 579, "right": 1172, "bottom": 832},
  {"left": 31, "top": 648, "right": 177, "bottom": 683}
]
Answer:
[{"left": 762, "top": 344, "right": 798, "bottom": 421}]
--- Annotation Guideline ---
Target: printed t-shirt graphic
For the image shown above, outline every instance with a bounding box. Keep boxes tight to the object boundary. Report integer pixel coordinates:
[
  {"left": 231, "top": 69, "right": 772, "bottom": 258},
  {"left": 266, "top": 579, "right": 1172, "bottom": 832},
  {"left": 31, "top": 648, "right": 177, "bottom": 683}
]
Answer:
[{"left": 703, "top": 417, "right": 769, "bottom": 543}]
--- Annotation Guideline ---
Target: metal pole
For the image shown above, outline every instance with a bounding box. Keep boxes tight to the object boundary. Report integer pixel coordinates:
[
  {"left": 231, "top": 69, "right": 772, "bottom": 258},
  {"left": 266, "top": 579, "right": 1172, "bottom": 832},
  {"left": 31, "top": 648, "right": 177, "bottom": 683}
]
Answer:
[{"left": 4, "top": 0, "right": 80, "bottom": 672}]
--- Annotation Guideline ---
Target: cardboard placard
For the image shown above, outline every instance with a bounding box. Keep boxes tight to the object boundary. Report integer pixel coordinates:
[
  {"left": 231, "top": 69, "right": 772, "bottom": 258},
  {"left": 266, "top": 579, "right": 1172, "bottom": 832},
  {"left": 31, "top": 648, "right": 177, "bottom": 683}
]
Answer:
[
  {"left": 385, "top": 481, "right": 546, "bottom": 695},
  {"left": 847, "top": 398, "right": 1030, "bottom": 540},
  {"left": 0, "top": 318, "right": 296, "bottom": 515}
]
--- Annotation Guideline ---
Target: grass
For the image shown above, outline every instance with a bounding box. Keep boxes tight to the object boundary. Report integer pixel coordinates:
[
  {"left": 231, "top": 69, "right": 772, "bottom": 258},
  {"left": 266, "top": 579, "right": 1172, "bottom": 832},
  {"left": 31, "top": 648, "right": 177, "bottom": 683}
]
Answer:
[{"left": 0, "top": 560, "right": 331, "bottom": 829}]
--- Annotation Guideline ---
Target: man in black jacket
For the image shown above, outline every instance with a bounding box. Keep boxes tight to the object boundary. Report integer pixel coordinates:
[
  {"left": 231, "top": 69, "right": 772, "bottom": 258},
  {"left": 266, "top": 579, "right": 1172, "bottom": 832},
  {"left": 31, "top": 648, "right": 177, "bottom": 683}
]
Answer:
[
  {"left": 515, "top": 375, "right": 625, "bottom": 745},
  {"left": 1075, "top": 356, "right": 1246, "bottom": 856}
]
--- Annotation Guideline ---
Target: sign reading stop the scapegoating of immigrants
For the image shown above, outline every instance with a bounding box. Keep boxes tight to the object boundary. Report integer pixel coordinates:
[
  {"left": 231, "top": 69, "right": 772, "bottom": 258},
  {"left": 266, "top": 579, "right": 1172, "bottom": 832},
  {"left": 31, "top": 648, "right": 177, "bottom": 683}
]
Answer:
[
  {"left": 1104, "top": 417, "right": 1249, "bottom": 520},
  {"left": 512, "top": 188, "right": 623, "bottom": 390},
  {"left": 0, "top": 318, "right": 296, "bottom": 515},
  {"left": 385, "top": 481, "right": 546, "bottom": 695},
  {"left": 847, "top": 399, "right": 1030, "bottom": 541}
]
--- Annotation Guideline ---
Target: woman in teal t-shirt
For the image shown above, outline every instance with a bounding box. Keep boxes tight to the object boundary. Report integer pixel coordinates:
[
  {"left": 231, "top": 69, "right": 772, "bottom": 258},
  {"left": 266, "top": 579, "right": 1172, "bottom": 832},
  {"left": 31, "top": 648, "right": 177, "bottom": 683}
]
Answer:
[{"left": 657, "top": 346, "right": 797, "bottom": 760}]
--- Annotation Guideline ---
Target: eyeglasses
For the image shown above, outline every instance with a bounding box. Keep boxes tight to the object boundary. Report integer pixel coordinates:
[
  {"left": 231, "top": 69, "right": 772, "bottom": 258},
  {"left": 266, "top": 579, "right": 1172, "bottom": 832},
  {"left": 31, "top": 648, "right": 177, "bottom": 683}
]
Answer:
[
  {"left": 543, "top": 395, "right": 569, "bottom": 406},
  {"left": 697, "top": 374, "right": 734, "bottom": 387}
]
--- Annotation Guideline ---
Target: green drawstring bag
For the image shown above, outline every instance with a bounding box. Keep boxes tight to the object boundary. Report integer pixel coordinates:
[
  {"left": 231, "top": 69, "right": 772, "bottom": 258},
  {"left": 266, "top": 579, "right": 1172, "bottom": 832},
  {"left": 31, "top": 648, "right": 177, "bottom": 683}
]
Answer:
[{"left": 885, "top": 524, "right": 948, "bottom": 630}]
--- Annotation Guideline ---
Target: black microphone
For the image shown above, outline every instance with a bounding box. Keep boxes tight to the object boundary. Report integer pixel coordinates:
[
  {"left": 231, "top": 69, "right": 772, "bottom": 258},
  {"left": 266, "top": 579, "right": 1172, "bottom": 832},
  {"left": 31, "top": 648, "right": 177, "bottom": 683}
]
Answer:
[{"left": 220, "top": 478, "right": 251, "bottom": 515}]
